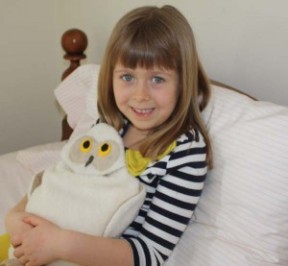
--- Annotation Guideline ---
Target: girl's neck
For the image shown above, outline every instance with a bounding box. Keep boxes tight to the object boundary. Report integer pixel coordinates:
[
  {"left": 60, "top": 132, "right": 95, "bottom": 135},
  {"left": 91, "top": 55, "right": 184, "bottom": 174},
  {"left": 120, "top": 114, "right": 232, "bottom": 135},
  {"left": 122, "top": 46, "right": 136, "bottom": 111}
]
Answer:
[{"left": 123, "top": 125, "right": 149, "bottom": 150}]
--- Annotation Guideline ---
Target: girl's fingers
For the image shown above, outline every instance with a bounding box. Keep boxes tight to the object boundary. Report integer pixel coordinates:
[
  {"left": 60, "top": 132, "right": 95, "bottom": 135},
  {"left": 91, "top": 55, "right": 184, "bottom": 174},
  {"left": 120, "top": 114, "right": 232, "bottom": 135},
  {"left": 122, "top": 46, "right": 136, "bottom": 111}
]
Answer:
[
  {"left": 23, "top": 215, "right": 49, "bottom": 227},
  {"left": 10, "top": 234, "right": 22, "bottom": 247},
  {"left": 13, "top": 245, "right": 24, "bottom": 258},
  {"left": 18, "top": 255, "right": 29, "bottom": 265}
]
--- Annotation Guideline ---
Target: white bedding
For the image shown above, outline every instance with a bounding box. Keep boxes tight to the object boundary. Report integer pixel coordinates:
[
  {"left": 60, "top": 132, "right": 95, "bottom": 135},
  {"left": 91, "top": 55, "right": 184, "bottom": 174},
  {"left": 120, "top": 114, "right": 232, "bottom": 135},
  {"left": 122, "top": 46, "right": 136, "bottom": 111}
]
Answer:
[
  {"left": 0, "top": 151, "right": 32, "bottom": 234},
  {"left": 0, "top": 142, "right": 64, "bottom": 234}
]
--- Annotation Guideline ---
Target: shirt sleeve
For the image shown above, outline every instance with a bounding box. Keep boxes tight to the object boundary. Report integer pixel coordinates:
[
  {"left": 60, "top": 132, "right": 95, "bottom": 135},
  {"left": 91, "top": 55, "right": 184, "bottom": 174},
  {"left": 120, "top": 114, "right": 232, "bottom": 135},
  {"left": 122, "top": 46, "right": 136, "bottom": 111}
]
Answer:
[{"left": 122, "top": 131, "right": 208, "bottom": 266}]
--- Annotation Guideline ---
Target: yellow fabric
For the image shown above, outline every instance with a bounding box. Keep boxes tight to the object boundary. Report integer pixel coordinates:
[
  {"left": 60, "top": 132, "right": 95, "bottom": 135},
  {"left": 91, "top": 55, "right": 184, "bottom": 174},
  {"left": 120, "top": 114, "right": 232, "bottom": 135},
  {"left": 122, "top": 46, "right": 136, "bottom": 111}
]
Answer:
[
  {"left": 126, "top": 141, "right": 176, "bottom": 176},
  {"left": 0, "top": 233, "right": 10, "bottom": 262}
]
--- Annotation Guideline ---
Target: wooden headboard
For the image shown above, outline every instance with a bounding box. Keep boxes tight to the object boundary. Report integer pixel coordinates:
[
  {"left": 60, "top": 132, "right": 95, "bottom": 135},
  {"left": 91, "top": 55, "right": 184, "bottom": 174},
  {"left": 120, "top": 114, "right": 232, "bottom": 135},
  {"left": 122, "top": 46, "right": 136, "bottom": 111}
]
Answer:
[
  {"left": 59, "top": 29, "right": 256, "bottom": 141},
  {"left": 60, "top": 28, "right": 88, "bottom": 141}
]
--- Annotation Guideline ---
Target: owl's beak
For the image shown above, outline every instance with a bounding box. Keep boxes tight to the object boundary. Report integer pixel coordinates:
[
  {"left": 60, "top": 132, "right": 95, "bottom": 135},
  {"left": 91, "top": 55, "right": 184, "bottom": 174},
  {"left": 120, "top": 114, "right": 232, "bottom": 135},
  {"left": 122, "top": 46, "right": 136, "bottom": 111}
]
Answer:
[{"left": 85, "top": 155, "right": 94, "bottom": 167}]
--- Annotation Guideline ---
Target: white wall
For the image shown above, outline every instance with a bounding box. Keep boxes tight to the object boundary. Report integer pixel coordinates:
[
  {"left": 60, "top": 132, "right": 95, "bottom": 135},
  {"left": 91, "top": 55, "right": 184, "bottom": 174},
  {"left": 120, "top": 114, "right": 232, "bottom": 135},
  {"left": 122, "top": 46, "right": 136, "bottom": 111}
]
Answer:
[
  {"left": 0, "top": 0, "right": 64, "bottom": 155},
  {"left": 1, "top": 0, "right": 287, "bottom": 154},
  {"left": 59, "top": 0, "right": 288, "bottom": 104}
]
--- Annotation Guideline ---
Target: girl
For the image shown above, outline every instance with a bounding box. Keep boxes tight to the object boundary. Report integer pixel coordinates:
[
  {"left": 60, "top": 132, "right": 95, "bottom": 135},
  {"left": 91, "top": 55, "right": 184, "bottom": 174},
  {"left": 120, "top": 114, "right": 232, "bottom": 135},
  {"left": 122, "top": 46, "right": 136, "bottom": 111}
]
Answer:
[{"left": 5, "top": 5, "right": 212, "bottom": 266}]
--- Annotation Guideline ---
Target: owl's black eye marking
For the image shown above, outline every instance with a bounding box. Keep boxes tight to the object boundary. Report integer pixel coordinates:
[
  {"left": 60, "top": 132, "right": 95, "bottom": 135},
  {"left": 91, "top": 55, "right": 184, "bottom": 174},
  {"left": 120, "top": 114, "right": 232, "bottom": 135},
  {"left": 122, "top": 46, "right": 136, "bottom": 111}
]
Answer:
[
  {"left": 83, "top": 140, "right": 91, "bottom": 149},
  {"left": 98, "top": 142, "right": 111, "bottom": 157},
  {"left": 101, "top": 143, "right": 109, "bottom": 152},
  {"left": 80, "top": 138, "right": 93, "bottom": 153}
]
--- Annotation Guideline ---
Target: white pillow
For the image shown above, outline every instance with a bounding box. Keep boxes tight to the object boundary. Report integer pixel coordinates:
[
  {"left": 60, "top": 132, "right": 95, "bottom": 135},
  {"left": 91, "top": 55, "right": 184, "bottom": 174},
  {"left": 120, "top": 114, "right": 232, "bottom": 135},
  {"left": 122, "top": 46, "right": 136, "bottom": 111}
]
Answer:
[
  {"left": 54, "top": 64, "right": 100, "bottom": 131},
  {"left": 166, "top": 85, "right": 288, "bottom": 265}
]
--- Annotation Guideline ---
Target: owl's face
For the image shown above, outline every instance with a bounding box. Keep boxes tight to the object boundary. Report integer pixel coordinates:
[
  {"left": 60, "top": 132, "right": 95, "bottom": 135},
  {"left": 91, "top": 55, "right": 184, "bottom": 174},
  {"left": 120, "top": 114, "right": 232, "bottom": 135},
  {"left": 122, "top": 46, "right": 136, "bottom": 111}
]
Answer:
[{"left": 61, "top": 123, "right": 125, "bottom": 175}]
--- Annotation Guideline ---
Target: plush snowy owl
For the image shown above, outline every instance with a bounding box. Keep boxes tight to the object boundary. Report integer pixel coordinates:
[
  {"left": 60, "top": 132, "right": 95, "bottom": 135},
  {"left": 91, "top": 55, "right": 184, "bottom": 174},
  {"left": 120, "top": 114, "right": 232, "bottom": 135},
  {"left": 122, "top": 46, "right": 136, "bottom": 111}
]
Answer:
[
  {"left": 7, "top": 123, "right": 146, "bottom": 266},
  {"left": 62, "top": 123, "right": 125, "bottom": 176},
  {"left": 61, "top": 122, "right": 128, "bottom": 176}
]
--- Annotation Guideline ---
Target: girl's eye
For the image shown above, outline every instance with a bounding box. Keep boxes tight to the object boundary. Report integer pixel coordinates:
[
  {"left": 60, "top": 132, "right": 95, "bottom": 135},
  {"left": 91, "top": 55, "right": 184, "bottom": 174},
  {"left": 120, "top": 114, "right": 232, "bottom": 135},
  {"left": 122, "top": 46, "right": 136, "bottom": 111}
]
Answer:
[
  {"left": 152, "top": 76, "right": 165, "bottom": 84},
  {"left": 121, "top": 74, "right": 133, "bottom": 82}
]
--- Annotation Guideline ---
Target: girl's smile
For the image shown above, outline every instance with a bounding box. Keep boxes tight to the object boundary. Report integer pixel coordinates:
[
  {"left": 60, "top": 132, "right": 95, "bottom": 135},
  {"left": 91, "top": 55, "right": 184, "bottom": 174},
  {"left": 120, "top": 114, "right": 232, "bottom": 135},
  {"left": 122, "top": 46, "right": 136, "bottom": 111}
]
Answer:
[
  {"left": 131, "top": 107, "right": 154, "bottom": 117},
  {"left": 113, "top": 63, "right": 179, "bottom": 137}
]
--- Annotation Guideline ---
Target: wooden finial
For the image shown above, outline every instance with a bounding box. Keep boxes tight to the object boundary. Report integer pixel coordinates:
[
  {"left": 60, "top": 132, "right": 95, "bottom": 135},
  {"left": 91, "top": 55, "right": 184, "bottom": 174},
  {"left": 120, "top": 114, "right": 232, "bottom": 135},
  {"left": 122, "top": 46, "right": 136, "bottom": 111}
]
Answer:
[
  {"left": 61, "top": 28, "right": 88, "bottom": 80},
  {"left": 60, "top": 29, "right": 88, "bottom": 141}
]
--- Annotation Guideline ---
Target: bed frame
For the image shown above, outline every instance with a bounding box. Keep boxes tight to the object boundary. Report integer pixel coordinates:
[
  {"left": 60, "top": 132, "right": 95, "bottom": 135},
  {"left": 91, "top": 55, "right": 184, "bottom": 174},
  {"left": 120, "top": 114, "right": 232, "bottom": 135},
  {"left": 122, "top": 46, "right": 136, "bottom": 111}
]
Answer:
[{"left": 60, "top": 28, "right": 88, "bottom": 141}]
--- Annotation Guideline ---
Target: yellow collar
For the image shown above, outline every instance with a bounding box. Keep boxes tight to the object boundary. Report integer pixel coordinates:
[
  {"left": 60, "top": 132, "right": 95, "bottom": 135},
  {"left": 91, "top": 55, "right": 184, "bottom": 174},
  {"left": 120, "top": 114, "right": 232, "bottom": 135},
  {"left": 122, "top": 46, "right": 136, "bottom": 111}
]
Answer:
[{"left": 125, "top": 141, "right": 176, "bottom": 176}]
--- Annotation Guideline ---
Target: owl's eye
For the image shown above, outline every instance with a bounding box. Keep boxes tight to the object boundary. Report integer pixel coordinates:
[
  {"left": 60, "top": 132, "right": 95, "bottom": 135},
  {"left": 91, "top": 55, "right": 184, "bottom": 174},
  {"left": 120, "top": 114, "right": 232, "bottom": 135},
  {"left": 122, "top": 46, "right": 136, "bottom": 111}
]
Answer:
[
  {"left": 98, "top": 142, "right": 111, "bottom": 157},
  {"left": 80, "top": 138, "right": 93, "bottom": 153}
]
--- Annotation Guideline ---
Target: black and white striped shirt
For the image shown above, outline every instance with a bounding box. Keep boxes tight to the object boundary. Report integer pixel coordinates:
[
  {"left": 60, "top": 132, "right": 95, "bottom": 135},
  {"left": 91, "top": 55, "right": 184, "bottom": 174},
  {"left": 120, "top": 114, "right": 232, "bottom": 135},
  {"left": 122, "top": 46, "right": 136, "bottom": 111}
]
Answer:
[{"left": 122, "top": 129, "right": 208, "bottom": 266}]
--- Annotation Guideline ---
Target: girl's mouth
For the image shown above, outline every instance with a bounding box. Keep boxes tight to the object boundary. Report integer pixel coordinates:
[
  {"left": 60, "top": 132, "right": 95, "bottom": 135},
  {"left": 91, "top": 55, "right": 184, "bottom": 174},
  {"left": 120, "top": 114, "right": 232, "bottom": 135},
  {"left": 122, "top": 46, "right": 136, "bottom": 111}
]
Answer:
[{"left": 132, "top": 107, "right": 154, "bottom": 116}]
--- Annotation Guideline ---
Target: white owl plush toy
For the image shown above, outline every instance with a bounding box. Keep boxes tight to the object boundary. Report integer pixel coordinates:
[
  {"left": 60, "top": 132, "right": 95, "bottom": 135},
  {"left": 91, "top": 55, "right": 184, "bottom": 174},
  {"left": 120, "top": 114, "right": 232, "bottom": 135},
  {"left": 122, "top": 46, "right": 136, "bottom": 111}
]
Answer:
[{"left": 7, "top": 123, "right": 146, "bottom": 266}]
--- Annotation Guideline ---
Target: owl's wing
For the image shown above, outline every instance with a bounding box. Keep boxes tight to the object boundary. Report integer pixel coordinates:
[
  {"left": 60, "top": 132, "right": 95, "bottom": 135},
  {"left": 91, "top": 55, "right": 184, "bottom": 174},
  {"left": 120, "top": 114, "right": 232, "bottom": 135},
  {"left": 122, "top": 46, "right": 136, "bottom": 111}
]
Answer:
[{"left": 103, "top": 183, "right": 146, "bottom": 238}]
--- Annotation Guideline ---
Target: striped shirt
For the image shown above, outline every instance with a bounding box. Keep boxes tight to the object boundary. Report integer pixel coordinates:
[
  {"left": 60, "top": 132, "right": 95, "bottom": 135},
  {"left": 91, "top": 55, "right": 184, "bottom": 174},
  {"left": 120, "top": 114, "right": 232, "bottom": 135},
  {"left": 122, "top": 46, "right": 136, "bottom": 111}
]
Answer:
[{"left": 121, "top": 129, "right": 208, "bottom": 266}]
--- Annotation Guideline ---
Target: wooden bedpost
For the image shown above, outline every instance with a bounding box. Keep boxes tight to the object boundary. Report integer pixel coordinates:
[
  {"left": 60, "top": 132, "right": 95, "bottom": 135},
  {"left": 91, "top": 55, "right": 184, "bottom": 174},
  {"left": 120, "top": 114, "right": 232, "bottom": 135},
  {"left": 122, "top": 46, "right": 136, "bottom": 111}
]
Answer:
[{"left": 61, "top": 28, "right": 88, "bottom": 140}]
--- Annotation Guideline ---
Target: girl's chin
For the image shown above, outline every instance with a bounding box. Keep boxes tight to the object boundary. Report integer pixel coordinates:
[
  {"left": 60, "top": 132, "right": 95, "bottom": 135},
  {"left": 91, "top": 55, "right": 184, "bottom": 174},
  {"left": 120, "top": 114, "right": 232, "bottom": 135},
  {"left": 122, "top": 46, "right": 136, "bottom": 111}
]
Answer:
[{"left": 129, "top": 122, "right": 154, "bottom": 134}]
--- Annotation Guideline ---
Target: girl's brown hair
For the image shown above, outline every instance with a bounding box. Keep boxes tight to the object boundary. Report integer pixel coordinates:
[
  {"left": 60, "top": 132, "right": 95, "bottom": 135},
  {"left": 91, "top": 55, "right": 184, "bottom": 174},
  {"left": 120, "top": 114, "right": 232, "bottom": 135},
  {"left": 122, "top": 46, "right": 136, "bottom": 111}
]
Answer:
[{"left": 98, "top": 5, "right": 212, "bottom": 167}]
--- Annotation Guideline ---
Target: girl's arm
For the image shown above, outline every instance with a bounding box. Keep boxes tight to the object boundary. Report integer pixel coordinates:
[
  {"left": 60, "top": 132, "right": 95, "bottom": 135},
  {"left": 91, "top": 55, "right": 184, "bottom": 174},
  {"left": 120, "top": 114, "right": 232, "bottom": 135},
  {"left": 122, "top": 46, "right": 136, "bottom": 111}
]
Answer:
[
  {"left": 61, "top": 228, "right": 133, "bottom": 266},
  {"left": 12, "top": 215, "right": 133, "bottom": 266}
]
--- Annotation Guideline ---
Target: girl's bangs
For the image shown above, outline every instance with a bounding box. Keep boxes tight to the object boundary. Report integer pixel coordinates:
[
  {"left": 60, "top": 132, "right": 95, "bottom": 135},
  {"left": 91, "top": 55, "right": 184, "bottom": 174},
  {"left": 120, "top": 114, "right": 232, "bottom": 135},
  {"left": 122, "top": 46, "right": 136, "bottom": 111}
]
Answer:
[{"left": 116, "top": 37, "right": 178, "bottom": 70}]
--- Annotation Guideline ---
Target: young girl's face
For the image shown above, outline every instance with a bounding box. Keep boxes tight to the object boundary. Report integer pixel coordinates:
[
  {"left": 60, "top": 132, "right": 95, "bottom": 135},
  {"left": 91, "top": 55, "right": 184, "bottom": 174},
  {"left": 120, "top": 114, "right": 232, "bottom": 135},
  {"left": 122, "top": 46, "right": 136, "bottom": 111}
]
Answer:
[{"left": 113, "top": 62, "right": 179, "bottom": 135}]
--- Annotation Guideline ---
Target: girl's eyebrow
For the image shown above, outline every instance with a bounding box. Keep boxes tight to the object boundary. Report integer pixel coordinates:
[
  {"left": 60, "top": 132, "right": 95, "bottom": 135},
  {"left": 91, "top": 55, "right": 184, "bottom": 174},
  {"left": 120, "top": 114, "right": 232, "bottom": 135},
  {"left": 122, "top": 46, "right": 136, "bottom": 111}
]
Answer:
[
  {"left": 113, "top": 68, "right": 133, "bottom": 73},
  {"left": 151, "top": 70, "right": 173, "bottom": 75},
  {"left": 113, "top": 67, "right": 176, "bottom": 77}
]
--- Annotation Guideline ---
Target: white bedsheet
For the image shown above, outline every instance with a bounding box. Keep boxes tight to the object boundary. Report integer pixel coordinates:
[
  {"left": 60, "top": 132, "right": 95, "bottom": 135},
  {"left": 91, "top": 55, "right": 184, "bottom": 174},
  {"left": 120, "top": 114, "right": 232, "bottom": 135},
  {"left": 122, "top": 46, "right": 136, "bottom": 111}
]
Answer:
[{"left": 0, "top": 141, "right": 64, "bottom": 234}]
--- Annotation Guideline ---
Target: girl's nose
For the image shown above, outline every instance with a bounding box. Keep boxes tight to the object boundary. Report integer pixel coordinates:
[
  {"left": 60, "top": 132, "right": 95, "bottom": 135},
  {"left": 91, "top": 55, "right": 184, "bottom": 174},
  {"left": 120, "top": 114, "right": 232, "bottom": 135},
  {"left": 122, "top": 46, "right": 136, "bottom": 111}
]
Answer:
[{"left": 133, "top": 81, "right": 150, "bottom": 101}]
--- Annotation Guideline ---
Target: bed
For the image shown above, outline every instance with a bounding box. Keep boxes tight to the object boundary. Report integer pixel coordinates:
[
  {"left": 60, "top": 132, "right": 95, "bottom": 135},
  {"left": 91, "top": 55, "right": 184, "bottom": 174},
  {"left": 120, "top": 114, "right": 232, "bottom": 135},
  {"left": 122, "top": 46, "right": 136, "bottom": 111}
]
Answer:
[{"left": 0, "top": 29, "right": 287, "bottom": 266}]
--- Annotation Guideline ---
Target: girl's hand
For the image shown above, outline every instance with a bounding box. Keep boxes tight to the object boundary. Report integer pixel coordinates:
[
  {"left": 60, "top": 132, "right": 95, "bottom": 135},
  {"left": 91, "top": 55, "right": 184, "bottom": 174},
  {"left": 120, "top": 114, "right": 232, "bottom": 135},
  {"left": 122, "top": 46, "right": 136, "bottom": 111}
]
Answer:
[
  {"left": 6, "top": 211, "right": 34, "bottom": 238},
  {"left": 11, "top": 215, "right": 63, "bottom": 266},
  {"left": 5, "top": 196, "right": 33, "bottom": 238}
]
